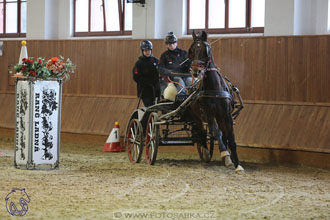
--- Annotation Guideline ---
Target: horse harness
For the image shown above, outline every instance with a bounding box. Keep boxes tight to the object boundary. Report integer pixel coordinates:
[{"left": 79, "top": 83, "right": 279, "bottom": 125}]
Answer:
[
  {"left": 194, "top": 67, "right": 232, "bottom": 100},
  {"left": 190, "top": 66, "right": 244, "bottom": 119}
]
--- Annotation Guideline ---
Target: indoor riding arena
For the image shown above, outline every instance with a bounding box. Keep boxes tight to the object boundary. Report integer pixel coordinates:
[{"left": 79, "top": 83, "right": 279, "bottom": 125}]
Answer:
[{"left": 1, "top": 1, "right": 330, "bottom": 220}]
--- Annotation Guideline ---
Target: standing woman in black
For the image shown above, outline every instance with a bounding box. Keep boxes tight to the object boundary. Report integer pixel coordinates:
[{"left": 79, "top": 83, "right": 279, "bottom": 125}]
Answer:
[{"left": 132, "top": 40, "right": 160, "bottom": 107}]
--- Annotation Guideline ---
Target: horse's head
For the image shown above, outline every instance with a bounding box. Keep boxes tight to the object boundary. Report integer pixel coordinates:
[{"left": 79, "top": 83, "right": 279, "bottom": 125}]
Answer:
[{"left": 188, "top": 31, "right": 212, "bottom": 75}]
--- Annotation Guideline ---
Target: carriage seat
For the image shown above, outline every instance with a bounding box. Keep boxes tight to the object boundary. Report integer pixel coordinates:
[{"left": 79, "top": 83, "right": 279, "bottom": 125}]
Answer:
[{"left": 156, "top": 94, "right": 190, "bottom": 115}]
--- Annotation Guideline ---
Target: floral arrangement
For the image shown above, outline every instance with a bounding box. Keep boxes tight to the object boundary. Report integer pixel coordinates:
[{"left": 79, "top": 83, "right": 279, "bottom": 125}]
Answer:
[{"left": 10, "top": 56, "right": 76, "bottom": 81}]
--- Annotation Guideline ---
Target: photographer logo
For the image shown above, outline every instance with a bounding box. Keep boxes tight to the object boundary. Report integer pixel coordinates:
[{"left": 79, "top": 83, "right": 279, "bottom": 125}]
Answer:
[{"left": 5, "top": 189, "right": 30, "bottom": 216}]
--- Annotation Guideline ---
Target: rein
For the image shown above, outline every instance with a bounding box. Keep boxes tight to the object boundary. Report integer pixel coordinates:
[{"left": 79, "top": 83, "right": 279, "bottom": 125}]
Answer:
[{"left": 167, "top": 77, "right": 188, "bottom": 94}]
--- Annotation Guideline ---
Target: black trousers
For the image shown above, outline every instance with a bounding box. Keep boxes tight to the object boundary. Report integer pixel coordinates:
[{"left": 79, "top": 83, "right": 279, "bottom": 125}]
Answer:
[{"left": 142, "top": 97, "right": 155, "bottom": 107}]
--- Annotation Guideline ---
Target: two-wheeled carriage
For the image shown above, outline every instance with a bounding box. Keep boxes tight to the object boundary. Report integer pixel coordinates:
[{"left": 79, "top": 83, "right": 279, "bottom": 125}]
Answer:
[{"left": 124, "top": 75, "right": 244, "bottom": 165}]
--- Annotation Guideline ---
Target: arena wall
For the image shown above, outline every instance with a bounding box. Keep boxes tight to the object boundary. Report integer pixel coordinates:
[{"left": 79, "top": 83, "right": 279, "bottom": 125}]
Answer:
[{"left": 0, "top": 35, "right": 329, "bottom": 155}]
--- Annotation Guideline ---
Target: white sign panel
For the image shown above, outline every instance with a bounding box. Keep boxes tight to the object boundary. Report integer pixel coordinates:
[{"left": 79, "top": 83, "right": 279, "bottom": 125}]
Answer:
[
  {"left": 32, "top": 81, "right": 59, "bottom": 165},
  {"left": 15, "top": 81, "right": 30, "bottom": 165}
]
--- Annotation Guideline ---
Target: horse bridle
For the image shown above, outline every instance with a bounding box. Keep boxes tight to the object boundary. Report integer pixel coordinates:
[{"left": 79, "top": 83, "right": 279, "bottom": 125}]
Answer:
[
  {"left": 189, "top": 40, "right": 213, "bottom": 78},
  {"left": 188, "top": 40, "right": 233, "bottom": 100}
]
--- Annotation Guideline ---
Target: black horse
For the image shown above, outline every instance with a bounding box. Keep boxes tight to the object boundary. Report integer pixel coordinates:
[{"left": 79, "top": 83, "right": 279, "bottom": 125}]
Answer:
[{"left": 188, "top": 31, "right": 244, "bottom": 173}]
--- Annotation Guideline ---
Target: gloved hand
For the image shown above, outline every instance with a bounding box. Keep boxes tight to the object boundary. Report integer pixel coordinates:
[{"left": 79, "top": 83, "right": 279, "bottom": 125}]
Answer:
[{"left": 162, "top": 69, "right": 172, "bottom": 77}]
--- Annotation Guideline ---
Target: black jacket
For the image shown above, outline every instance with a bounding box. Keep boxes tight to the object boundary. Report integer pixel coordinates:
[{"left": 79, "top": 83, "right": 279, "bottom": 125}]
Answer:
[
  {"left": 132, "top": 55, "right": 160, "bottom": 99},
  {"left": 158, "top": 48, "right": 191, "bottom": 78}
]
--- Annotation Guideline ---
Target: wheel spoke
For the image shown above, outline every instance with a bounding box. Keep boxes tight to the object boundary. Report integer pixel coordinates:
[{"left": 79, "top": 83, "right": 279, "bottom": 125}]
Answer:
[
  {"left": 133, "top": 122, "right": 137, "bottom": 136},
  {"left": 136, "top": 144, "right": 140, "bottom": 155},
  {"left": 151, "top": 117, "right": 154, "bottom": 131},
  {"left": 147, "top": 128, "right": 153, "bottom": 144},
  {"left": 150, "top": 140, "right": 154, "bottom": 156},
  {"left": 130, "top": 127, "right": 135, "bottom": 141},
  {"left": 132, "top": 144, "right": 137, "bottom": 160}
]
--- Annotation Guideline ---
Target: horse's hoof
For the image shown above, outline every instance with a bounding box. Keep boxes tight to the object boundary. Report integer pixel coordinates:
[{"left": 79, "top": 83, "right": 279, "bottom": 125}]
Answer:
[
  {"left": 224, "top": 156, "right": 234, "bottom": 169},
  {"left": 235, "top": 165, "right": 245, "bottom": 174}
]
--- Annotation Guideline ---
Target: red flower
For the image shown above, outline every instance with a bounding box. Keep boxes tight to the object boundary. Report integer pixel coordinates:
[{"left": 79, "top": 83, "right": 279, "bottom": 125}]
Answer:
[
  {"left": 23, "top": 59, "right": 33, "bottom": 64},
  {"left": 38, "top": 59, "right": 42, "bottom": 64},
  {"left": 51, "top": 57, "right": 59, "bottom": 63},
  {"left": 29, "top": 70, "right": 36, "bottom": 76}
]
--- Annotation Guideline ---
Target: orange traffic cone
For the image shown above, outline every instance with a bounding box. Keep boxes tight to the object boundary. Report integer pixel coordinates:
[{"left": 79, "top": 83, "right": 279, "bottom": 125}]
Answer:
[{"left": 102, "top": 122, "right": 124, "bottom": 152}]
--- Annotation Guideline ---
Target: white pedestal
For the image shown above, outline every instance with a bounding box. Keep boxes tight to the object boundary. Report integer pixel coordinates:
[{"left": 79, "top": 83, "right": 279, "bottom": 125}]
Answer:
[{"left": 14, "top": 78, "right": 62, "bottom": 169}]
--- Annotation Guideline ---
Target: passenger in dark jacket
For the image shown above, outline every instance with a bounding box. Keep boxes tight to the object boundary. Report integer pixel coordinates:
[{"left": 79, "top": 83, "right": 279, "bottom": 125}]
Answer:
[{"left": 132, "top": 40, "right": 160, "bottom": 107}]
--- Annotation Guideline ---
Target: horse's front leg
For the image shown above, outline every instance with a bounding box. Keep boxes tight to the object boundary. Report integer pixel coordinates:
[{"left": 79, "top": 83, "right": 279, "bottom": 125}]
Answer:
[
  {"left": 222, "top": 119, "right": 244, "bottom": 174},
  {"left": 209, "top": 118, "right": 233, "bottom": 168},
  {"left": 192, "top": 119, "right": 210, "bottom": 162}
]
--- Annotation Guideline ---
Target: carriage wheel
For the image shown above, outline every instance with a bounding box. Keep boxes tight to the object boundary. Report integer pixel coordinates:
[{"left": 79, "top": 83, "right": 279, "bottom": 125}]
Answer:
[
  {"left": 145, "top": 112, "right": 159, "bottom": 165},
  {"left": 126, "top": 119, "right": 144, "bottom": 163},
  {"left": 197, "top": 129, "right": 214, "bottom": 163}
]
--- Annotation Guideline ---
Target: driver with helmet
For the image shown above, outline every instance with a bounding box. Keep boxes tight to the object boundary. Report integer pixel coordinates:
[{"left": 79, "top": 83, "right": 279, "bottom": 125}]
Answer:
[
  {"left": 159, "top": 32, "right": 192, "bottom": 96},
  {"left": 132, "top": 40, "right": 160, "bottom": 107}
]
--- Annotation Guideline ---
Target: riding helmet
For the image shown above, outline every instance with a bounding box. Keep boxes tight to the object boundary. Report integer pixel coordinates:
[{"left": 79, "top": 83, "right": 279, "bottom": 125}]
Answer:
[
  {"left": 140, "top": 40, "right": 153, "bottom": 51},
  {"left": 165, "top": 32, "right": 177, "bottom": 44}
]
